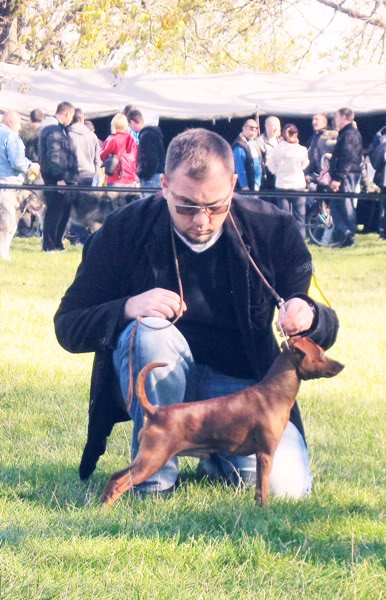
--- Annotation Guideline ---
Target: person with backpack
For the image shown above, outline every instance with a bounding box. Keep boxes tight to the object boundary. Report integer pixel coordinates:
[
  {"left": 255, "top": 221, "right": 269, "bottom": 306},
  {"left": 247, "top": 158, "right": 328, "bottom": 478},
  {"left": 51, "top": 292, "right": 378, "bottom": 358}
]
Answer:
[
  {"left": 100, "top": 113, "right": 138, "bottom": 187},
  {"left": 38, "top": 101, "right": 78, "bottom": 252}
]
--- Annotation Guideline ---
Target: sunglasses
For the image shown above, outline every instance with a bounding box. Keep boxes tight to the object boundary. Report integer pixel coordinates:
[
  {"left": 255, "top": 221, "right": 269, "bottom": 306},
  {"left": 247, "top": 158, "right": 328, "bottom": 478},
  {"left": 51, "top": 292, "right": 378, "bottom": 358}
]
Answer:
[
  {"left": 174, "top": 202, "right": 231, "bottom": 216},
  {"left": 171, "top": 187, "right": 233, "bottom": 217}
]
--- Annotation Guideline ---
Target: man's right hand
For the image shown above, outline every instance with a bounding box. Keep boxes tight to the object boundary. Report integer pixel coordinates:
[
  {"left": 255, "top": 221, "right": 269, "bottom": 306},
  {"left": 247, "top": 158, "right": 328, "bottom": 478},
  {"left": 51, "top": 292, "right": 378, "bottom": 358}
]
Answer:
[
  {"left": 29, "top": 162, "right": 41, "bottom": 175},
  {"left": 124, "top": 288, "right": 187, "bottom": 321}
]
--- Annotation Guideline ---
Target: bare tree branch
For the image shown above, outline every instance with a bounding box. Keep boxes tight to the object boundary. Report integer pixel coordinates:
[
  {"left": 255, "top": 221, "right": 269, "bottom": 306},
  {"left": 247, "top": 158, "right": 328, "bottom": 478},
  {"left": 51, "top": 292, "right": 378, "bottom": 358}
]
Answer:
[{"left": 316, "top": 0, "right": 386, "bottom": 29}]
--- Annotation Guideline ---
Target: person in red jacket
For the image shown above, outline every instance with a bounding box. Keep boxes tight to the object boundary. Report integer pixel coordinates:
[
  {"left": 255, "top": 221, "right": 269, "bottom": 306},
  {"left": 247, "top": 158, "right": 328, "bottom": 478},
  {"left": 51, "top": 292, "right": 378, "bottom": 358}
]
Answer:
[{"left": 100, "top": 113, "right": 138, "bottom": 186}]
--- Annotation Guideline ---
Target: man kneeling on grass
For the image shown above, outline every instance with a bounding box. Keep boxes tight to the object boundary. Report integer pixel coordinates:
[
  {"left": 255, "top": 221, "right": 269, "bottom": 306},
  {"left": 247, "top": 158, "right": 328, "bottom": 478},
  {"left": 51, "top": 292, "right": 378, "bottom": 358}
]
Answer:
[{"left": 54, "top": 128, "right": 339, "bottom": 498}]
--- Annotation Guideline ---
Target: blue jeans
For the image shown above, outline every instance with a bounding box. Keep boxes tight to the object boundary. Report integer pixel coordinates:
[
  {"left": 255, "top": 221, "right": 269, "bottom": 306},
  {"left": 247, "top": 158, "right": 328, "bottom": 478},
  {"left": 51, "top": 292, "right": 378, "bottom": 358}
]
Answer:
[
  {"left": 276, "top": 191, "right": 306, "bottom": 240},
  {"left": 329, "top": 173, "right": 360, "bottom": 238},
  {"left": 113, "top": 318, "right": 312, "bottom": 497}
]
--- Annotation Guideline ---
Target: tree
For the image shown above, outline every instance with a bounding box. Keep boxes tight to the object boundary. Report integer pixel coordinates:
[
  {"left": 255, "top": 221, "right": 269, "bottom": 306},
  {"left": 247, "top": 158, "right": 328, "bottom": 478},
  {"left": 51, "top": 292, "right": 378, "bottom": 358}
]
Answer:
[
  {"left": 1, "top": 1, "right": 385, "bottom": 72},
  {"left": 315, "top": 0, "right": 386, "bottom": 65},
  {"left": 0, "top": 0, "right": 312, "bottom": 72},
  {"left": 0, "top": 0, "right": 21, "bottom": 62}
]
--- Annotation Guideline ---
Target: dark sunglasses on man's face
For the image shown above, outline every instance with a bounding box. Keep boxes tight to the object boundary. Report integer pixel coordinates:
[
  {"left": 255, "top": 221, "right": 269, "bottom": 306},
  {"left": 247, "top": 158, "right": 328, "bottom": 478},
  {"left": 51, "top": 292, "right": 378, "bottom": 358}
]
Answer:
[
  {"left": 171, "top": 185, "right": 234, "bottom": 217},
  {"left": 174, "top": 203, "right": 231, "bottom": 217}
]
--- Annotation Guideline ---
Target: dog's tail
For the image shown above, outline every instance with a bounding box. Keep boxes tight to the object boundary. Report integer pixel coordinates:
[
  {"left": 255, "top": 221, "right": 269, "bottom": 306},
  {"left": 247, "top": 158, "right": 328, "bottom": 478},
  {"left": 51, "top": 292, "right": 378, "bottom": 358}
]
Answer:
[{"left": 136, "top": 362, "right": 168, "bottom": 417}]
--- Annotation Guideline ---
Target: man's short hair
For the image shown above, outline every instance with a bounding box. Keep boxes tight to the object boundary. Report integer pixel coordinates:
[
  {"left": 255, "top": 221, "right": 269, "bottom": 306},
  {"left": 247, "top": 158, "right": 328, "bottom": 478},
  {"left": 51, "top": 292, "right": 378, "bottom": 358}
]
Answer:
[
  {"left": 30, "top": 109, "right": 44, "bottom": 123},
  {"left": 337, "top": 107, "right": 354, "bottom": 121},
  {"left": 314, "top": 112, "right": 328, "bottom": 121},
  {"left": 127, "top": 109, "right": 143, "bottom": 123},
  {"left": 56, "top": 101, "right": 75, "bottom": 115},
  {"left": 123, "top": 104, "right": 134, "bottom": 117},
  {"left": 265, "top": 115, "right": 280, "bottom": 128},
  {"left": 72, "top": 108, "right": 84, "bottom": 123},
  {"left": 243, "top": 119, "right": 259, "bottom": 129},
  {"left": 165, "top": 128, "right": 234, "bottom": 180}
]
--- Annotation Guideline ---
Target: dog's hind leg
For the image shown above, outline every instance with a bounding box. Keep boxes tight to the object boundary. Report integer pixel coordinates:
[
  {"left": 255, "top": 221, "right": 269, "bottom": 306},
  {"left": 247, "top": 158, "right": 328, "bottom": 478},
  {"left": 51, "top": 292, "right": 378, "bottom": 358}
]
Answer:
[{"left": 100, "top": 436, "right": 176, "bottom": 507}]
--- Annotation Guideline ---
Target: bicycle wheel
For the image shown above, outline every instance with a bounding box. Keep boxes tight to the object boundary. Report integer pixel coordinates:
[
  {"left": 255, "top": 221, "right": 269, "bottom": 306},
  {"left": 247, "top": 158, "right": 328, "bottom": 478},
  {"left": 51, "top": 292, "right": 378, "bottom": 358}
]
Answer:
[{"left": 307, "top": 203, "right": 340, "bottom": 247}]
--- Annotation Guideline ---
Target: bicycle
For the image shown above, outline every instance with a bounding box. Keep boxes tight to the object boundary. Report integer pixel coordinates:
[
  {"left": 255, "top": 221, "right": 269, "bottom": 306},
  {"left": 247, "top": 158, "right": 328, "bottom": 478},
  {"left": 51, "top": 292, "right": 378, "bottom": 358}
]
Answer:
[{"left": 306, "top": 197, "right": 340, "bottom": 248}]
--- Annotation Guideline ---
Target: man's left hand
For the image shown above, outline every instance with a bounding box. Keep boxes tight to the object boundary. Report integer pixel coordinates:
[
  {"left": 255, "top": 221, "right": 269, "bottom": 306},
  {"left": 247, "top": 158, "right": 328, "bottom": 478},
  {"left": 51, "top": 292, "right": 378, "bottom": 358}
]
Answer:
[{"left": 275, "top": 298, "right": 315, "bottom": 337}]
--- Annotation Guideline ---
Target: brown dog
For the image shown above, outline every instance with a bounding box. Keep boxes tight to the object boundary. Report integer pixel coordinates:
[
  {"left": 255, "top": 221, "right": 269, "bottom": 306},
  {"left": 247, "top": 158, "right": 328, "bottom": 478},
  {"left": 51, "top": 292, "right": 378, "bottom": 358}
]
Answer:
[{"left": 101, "top": 336, "right": 344, "bottom": 507}]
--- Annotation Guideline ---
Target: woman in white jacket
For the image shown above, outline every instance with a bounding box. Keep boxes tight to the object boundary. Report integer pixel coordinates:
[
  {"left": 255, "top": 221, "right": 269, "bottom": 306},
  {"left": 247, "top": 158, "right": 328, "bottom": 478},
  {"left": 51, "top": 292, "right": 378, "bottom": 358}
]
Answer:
[{"left": 267, "top": 124, "right": 309, "bottom": 239}]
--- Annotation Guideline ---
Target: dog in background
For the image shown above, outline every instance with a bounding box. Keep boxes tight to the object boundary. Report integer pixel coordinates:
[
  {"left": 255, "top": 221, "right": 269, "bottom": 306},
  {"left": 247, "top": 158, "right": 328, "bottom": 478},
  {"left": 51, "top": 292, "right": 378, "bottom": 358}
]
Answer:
[
  {"left": 68, "top": 188, "right": 139, "bottom": 234},
  {"left": 2, "top": 186, "right": 145, "bottom": 255}
]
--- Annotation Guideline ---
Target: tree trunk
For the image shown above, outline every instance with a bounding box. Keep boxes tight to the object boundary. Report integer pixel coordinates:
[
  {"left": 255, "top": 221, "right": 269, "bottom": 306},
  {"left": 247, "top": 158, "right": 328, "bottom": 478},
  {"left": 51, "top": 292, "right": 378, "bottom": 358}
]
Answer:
[{"left": 0, "top": 1, "right": 19, "bottom": 62}]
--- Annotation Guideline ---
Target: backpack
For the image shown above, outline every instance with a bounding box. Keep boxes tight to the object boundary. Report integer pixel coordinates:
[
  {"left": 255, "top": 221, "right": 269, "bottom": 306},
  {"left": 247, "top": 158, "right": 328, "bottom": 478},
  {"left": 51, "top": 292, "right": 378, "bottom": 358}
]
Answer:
[{"left": 102, "top": 154, "right": 120, "bottom": 175}]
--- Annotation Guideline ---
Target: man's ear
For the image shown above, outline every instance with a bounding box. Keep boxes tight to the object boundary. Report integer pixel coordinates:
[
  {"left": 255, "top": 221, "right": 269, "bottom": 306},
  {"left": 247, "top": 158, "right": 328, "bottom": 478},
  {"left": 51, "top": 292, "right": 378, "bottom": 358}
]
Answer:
[{"left": 160, "top": 174, "right": 169, "bottom": 199}]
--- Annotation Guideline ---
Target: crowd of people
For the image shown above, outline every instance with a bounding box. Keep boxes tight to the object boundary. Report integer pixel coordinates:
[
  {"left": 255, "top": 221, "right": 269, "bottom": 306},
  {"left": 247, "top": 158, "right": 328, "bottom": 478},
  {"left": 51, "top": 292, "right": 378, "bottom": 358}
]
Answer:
[
  {"left": 0, "top": 102, "right": 385, "bottom": 253},
  {"left": 232, "top": 109, "right": 386, "bottom": 246},
  {"left": 0, "top": 102, "right": 166, "bottom": 251}
]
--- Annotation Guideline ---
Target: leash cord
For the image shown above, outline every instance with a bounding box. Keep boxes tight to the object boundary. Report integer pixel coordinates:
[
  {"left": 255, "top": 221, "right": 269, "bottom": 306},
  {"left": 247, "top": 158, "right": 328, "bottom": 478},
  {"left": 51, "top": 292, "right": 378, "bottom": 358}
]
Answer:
[
  {"left": 228, "top": 211, "right": 290, "bottom": 349},
  {"left": 126, "top": 220, "right": 185, "bottom": 411},
  {"left": 227, "top": 211, "right": 284, "bottom": 308}
]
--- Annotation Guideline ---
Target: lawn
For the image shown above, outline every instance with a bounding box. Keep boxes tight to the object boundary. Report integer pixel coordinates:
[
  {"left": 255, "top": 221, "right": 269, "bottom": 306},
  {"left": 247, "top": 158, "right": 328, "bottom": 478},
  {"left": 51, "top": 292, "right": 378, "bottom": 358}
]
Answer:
[{"left": 0, "top": 235, "right": 385, "bottom": 600}]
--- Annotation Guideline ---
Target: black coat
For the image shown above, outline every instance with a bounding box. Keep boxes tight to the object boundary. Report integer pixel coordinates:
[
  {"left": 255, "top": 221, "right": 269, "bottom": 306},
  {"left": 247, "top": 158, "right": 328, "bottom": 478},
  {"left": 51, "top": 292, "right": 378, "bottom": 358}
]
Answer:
[
  {"left": 38, "top": 122, "right": 78, "bottom": 184},
  {"left": 137, "top": 126, "right": 165, "bottom": 180},
  {"left": 329, "top": 123, "right": 363, "bottom": 183},
  {"left": 54, "top": 193, "right": 339, "bottom": 479}
]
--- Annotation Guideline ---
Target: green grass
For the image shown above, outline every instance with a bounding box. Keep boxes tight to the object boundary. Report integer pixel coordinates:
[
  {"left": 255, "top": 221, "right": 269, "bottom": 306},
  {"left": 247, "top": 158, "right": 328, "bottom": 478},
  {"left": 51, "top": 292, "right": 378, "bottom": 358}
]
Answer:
[{"left": 0, "top": 236, "right": 385, "bottom": 600}]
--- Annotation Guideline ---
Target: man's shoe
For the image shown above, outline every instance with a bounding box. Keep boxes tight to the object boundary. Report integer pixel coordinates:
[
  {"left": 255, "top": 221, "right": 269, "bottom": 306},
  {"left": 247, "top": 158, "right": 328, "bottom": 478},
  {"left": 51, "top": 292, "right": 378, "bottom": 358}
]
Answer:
[
  {"left": 339, "top": 230, "right": 355, "bottom": 248},
  {"left": 132, "top": 478, "right": 180, "bottom": 498}
]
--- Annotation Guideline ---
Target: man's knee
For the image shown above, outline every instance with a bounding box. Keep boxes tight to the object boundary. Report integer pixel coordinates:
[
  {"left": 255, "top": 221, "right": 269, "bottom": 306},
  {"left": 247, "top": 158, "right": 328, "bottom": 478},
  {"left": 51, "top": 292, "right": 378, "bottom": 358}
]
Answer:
[
  {"left": 269, "top": 422, "right": 312, "bottom": 499},
  {"left": 269, "top": 467, "right": 311, "bottom": 499},
  {"left": 119, "top": 317, "right": 190, "bottom": 361}
]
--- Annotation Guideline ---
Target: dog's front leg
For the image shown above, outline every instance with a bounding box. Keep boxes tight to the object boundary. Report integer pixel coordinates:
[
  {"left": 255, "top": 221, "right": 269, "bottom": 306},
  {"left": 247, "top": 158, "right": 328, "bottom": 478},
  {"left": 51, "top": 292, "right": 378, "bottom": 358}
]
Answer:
[{"left": 255, "top": 452, "right": 273, "bottom": 505}]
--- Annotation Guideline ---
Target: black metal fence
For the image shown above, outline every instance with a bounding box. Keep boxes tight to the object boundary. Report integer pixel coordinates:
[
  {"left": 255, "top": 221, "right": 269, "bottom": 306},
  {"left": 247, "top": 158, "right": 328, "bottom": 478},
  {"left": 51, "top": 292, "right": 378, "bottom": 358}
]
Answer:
[
  {"left": 0, "top": 182, "right": 385, "bottom": 200},
  {"left": 2, "top": 183, "right": 385, "bottom": 244}
]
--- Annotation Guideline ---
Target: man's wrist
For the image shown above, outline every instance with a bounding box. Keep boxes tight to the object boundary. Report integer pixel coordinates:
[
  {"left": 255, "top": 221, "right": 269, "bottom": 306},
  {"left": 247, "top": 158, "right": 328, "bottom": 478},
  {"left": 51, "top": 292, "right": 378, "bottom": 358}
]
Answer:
[{"left": 287, "top": 294, "right": 318, "bottom": 332}]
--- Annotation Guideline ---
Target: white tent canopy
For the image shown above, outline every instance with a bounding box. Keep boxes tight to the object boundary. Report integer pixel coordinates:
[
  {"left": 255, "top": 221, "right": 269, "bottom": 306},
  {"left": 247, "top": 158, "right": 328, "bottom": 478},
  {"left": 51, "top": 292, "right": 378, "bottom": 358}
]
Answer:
[{"left": 0, "top": 62, "right": 385, "bottom": 122}]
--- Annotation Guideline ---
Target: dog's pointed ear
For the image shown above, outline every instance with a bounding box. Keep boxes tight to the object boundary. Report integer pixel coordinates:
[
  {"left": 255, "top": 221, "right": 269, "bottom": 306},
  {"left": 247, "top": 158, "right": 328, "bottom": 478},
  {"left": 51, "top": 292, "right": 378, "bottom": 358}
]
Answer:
[
  {"left": 290, "top": 345, "right": 306, "bottom": 359},
  {"left": 288, "top": 336, "right": 307, "bottom": 358}
]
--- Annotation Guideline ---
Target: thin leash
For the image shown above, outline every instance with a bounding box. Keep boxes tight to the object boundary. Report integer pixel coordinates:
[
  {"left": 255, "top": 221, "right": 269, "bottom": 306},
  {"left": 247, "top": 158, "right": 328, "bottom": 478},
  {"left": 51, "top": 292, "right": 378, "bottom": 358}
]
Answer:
[
  {"left": 227, "top": 211, "right": 290, "bottom": 349},
  {"left": 126, "top": 221, "right": 185, "bottom": 410}
]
